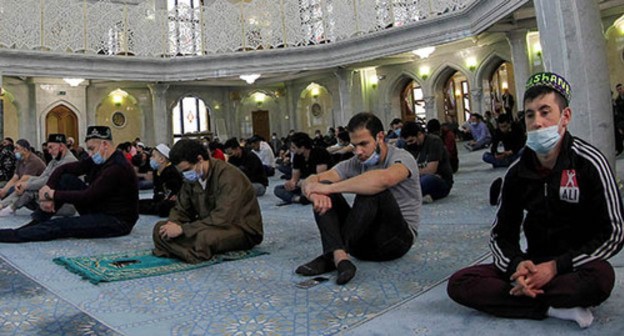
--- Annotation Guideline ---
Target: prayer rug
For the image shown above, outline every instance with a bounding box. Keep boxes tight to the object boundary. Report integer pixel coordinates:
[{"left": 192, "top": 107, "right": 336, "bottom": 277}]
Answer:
[{"left": 53, "top": 249, "right": 268, "bottom": 284}]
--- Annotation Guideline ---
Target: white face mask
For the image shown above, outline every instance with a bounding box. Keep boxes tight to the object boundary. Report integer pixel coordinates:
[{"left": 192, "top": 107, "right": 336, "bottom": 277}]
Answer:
[{"left": 526, "top": 118, "right": 563, "bottom": 155}]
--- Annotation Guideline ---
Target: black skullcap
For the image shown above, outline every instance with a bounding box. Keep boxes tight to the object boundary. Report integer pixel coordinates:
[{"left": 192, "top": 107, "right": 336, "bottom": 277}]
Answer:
[
  {"left": 85, "top": 126, "right": 112, "bottom": 141},
  {"left": 47, "top": 133, "right": 66, "bottom": 144}
]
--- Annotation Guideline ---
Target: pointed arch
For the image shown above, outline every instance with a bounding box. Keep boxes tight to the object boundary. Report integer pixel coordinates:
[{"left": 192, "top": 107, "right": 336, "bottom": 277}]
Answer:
[
  {"left": 475, "top": 52, "right": 510, "bottom": 88},
  {"left": 40, "top": 100, "right": 82, "bottom": 144}
]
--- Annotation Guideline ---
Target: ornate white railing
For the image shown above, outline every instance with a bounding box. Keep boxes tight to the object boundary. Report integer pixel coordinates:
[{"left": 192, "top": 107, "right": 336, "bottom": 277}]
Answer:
[{"left": 0, "top": 0, "right": 476, "bottom": 58}]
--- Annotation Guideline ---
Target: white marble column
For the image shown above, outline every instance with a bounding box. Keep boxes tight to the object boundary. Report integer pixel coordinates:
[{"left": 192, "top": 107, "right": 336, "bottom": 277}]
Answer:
[
  {"left": 470, "top": 88, "right": 483, "bottom": 116},
  {"left": 506, "top": 29, "right": 531, "bottom": 110},
  {"left": 0, "top": 72, "right": 3, "bottom": 139},
  {"left": 424, "top": 96, "right": 436, "bottom": 121},
  {"left": 148, "top": 83, "right": 170, "bottom": 146},
  {"left": 334, "top": 68, "right": 353, "bottom": 127},
  {"left": 534, "top": 0, "right": 614, "bottom": 166}
]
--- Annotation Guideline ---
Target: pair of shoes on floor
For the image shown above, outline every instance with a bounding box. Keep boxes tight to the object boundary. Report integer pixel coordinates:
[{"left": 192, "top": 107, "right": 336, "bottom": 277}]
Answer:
[
  {"left": 422, "top": 195, "right": 434, "bottom": 204},
  {"left": 296, "top": 255, "right": 357, "bottom": 285},
  {"left": 0, "top": 206, "right": 15, "bottom": 217}
]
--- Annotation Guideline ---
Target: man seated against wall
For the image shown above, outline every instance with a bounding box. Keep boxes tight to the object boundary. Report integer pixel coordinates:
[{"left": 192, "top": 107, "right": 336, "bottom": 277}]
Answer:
[
  {"left": 0, "top": 134, "right": 77, "bottom": 217},
  {"left": 0, "top": 139, "right": 46, "bottom": 202},
  {"left": 132, "top": 146, "right": 154, "bottom": 190},
  {"left": 274, "top": 132, "right": 331, "bottom": 206},
  {"left": 138, "top": 144, "right": 183, "bottom": 218},
  {"left": 482, "top": 113, "right": 526, "bottom": 168},
  {"left": 401, "top": 121, "right": 453, "bottom": 204},
  {"left": 0, "top": 126, "right": 138, "bottom": 243},
  {"left": 152, "top": 139, "right": 263, "bottom": 264},
  {"left": 0, "top": 138, "right": 17, "bottom": 189},
  {"left": 463, "top": 113, "right": 492, "bottom": 151},
  {"left": 297, "top": 112, "right": 420, "bottom": 285},
  {"left": 224, "top": 137, "right": 268, "bottom": 196},
  {"left": 248, "top": 135, "right": 276, "bottom": 177},
  {"left": 447, "top": 72, "right": 624, "bottom": 328}
]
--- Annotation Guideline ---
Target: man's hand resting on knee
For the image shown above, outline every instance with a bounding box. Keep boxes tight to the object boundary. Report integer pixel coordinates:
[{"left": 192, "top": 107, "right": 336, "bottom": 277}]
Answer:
[{"left": 159, "top": 221, "right": 183, "bottom": 240}]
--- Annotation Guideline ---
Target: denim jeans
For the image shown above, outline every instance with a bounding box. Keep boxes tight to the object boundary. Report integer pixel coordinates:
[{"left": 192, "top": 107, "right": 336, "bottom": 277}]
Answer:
[
  {"left": 273, "top": 184, "right": 301, "bottom": 203},
  {"left": 420, "top": 174, "right": 452, "bottom": 200},
  {"left": 315, "top": 189, "right": 414, "bottom": 261},
  {"left": 482, "top": 151, "right": 522, "bottom": 168}
]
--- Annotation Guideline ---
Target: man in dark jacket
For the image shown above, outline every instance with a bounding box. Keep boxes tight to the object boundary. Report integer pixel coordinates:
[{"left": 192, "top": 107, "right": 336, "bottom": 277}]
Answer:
[
  {"left": 447, "top": 72, "right": 624, "bottom": 328},
  {"left": 0, "top": 126, "right": 139, "bottom": 243},
  {"left": 224, "top": 137, "right": 268, "bottom": 196},
  {"left": 482, "top": 113, "right": 526, "bottom": 168}
]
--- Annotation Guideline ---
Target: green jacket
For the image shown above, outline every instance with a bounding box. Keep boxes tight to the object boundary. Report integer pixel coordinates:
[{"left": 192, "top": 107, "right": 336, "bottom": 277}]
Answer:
[{"left": 169, "top": 158, "right": 263, "bottom": 244}]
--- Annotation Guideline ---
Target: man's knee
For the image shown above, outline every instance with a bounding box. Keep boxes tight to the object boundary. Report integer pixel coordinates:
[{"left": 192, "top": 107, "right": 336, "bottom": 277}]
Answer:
[
  {"left": 580, "top": 260, "right": 616, "bottom": 302},
  {"left": 152, "top": 221, "right": 167, "bottom": 242}
]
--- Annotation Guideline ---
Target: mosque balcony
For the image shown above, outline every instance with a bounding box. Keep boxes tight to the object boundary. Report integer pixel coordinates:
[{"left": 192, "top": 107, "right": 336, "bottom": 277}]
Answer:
[{"left": 0, "top": 0, "right": 528, "bottom": 82}]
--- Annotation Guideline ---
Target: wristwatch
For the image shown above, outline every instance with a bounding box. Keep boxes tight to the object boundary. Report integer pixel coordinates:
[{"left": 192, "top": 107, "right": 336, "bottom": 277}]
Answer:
[{"left": 44, "top": 191, "right": 52, "bottom": 200}]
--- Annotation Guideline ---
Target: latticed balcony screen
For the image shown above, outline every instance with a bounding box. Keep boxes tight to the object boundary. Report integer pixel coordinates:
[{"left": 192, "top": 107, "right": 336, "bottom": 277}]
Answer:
[{"left": 0, "top": 0, "right": 474, "bottom": 58}]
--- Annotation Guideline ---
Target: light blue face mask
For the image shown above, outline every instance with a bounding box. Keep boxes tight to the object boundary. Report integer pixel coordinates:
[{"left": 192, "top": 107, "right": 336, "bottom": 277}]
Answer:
[
  {"left": 14, "top": 152, "right": 22, "bottom": 161},
  {"left": 182, "top": 167, "right": 201, "bottom": 182},
  {"left": 361, "top": 143, "right": 381, "bottom": 167},
  {"left": 470, "top": 122, "right": 478, "bottom": 126},
  {"left": 526, "top": 124, "right": 561, "bottom": 155},
  {"left": 91, "top": 152, "right": 105, "bottom": 165},
  {"left": 149, "top": 158, "right": 159, "bottom": 170}
]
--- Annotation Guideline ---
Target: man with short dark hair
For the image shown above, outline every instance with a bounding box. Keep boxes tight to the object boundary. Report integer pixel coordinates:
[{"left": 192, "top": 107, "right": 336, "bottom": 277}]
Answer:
[
  {"left": 273, "top": 132, "right": 331, "bottom": 206},
  {"left": 0, "top": 126, "right": 139, "bottom": 243},
  {"left": 152, "top": 139, "right": 263, "bottom": 264},
  {"left": 401, "top": 121, "right": 453, "bottom": 203},
  {"left": 297, "top": 112, "right": 420, "bottom": 285},
  {"left": 224, "top": 137, "right": 268, "bottom": 196},
  {"left": 0, "top": 139, "right": 46, "bottom": 201},
  {"left": 463, "top": 113, "right": 491, "bottom": 151},
  {"left": 482, "top": 113, "right": 526, "bottom": 168},
  {"left": 248, "top": 135, "right": 276, "bottom": 177},
  {"left": 448, "top": 72, "right": 624, "bottom": 328}
]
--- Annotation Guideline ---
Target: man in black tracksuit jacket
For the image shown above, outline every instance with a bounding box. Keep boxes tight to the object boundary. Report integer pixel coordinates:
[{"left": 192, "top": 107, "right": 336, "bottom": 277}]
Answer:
[{"left": 447, "top": 72, "right": 624, "bottom": 328}]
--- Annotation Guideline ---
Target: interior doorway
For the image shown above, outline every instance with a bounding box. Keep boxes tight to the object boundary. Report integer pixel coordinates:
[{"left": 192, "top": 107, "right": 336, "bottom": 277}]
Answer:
[
  {"left": 252, "top": 110, "right": 270, "bottom": 141},
  {"left": 46, "top": 105, "right": 79, "bottom": 141}
]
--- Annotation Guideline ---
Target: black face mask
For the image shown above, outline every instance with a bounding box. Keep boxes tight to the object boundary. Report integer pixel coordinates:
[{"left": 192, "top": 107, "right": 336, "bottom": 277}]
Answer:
[{"left": 405, "top": 143, "right": 420, "bottom": 154}]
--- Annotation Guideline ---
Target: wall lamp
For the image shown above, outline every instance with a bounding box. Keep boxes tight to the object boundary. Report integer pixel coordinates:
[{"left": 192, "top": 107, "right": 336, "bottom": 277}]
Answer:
[
  {"left": 466, "top": 57, "right": 477, "bottom": 71},
  {"left": 370, "top": 75, "right": 379, "bottom": 88},
  {"left": 109, "top": 88, "right": 129, "bottom": 106},
  {"left": 419, "top": 66, "right": 430, "bottom": 80}
]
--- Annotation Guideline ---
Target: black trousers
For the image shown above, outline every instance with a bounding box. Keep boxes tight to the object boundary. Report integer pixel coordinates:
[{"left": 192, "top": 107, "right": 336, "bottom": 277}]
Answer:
[
  {"left": 0, "top": 173, "right": 132, "bottom": 243},
  {"left": 316, "top": 190, "right": 414, "bottom": 261}
]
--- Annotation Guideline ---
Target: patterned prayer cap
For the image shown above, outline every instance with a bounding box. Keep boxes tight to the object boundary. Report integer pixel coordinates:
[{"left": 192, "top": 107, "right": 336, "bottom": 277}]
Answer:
[
  {"left": 85, "top": 126, "right": 112, "bottom": 141},
  {"left": 47, "top": 133, "right": 66, "bottom": 144},
  {"left": 525, "top": 72, "right": 571, "bottom": 104}
]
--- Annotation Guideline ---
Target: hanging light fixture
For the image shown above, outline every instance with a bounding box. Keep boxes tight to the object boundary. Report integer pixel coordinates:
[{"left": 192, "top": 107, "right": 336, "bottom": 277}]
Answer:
[
  {"left": 411, "top": 47, "right": 435, "bottom": 59},
  {"left": 63, "top": 78, "right": 85, "bottom": 87},
  {"left": 240, "top": 74, "right": 261, "bottom": 84}
]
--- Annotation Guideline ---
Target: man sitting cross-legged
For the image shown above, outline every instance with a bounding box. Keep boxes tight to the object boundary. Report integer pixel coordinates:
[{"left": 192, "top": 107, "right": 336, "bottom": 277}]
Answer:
[
  {"left": 297, "top": 112, "right": 420, "bottom": 285},
  {"left": 447, "top": 72, "right": 624, "bottom": 328},
  {"left": 152, "top": 139, "right": 263, "bottom": 264},
  {"left": 0, "top": 126, "right": 139, "bottom": 243}
]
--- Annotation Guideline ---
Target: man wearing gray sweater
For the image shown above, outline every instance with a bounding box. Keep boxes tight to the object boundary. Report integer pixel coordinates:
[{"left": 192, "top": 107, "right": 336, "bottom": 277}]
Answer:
[{"left": 0, "top": 134, "right": 76, "bottom": 217}]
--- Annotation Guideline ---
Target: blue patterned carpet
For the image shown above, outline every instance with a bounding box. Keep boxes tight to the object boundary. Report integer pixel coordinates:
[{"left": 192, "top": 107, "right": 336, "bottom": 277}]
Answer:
[{"left": 0, "top": 146, "right": 621, "bottom": 335}]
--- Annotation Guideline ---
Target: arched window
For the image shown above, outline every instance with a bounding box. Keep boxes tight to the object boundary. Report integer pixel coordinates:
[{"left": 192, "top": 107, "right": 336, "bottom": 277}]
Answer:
[
  {"left": 172, "top": 96, "right": 210, "bottom": 141},
  {"left": 400, "top": 80, "right": 426, "bottom": 122},
  {"left": 167, "top": 0, "right": 202, "bottom": 56}
]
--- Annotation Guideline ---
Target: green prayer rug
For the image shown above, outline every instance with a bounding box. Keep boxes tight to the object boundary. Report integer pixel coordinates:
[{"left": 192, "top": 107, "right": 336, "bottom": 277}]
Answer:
[{"left": 53, "top": 249, "right": 267, "bottom": 284}]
